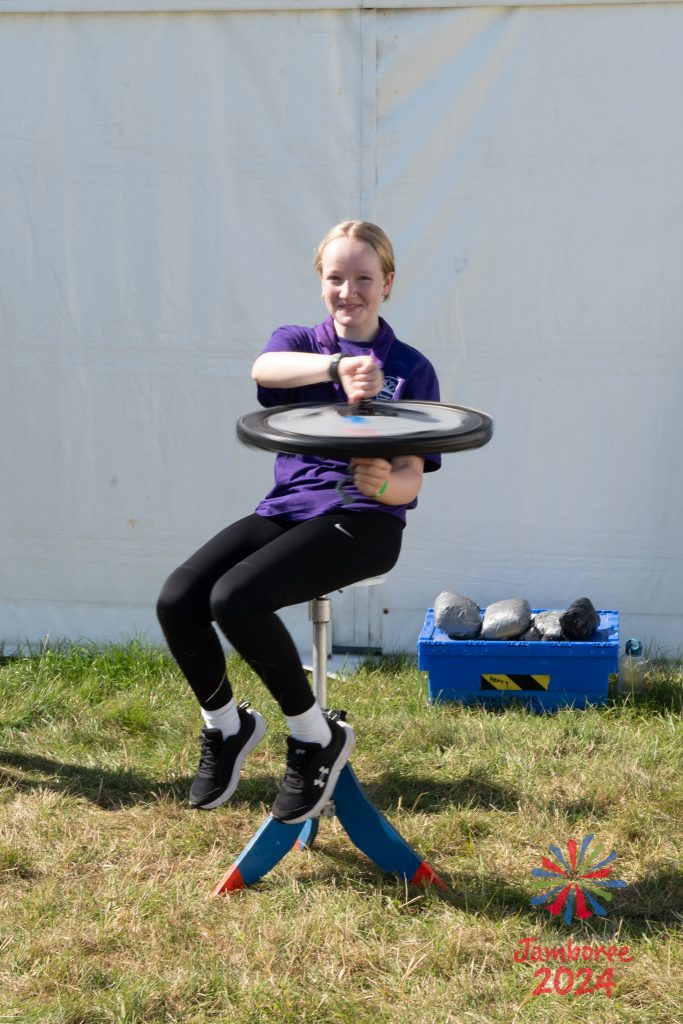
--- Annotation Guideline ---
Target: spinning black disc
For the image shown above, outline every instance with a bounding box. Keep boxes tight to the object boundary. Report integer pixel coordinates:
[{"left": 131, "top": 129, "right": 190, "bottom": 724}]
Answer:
[{"left": 236, "top": 400, "right": 493, "bottom": 459}]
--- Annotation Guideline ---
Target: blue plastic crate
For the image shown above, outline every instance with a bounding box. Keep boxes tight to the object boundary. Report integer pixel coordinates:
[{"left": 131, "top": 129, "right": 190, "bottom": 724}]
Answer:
[{"left": 417, "top": 609, "right": 619, "bottom": 711}]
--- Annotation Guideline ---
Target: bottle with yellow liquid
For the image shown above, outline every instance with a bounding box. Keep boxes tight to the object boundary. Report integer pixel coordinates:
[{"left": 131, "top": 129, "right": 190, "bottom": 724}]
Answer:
[{"left": 618, "top": 638, "right": 648, "bottom": 696}]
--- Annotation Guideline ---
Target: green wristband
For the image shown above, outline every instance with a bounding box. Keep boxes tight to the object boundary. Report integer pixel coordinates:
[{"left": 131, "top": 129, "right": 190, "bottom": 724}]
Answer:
[{"left": 375, "top": 481, "right": 388, "bottom": 497}]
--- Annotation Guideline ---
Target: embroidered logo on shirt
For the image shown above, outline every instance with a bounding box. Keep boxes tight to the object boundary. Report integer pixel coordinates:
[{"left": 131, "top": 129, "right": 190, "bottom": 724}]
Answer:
[{"left": 377, "top": 375, "right": 401, "bottom": 401}]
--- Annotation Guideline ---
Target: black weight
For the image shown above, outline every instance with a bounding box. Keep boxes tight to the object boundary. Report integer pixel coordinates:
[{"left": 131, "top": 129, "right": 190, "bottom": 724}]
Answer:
[{"left": 236, "top": 400, "right": 493, "bottom": 459}]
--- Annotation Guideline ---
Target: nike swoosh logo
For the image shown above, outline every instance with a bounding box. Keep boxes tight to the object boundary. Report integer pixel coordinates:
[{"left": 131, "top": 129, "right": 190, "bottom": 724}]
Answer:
[{"left": 334, "top": 523, "right": 354, "bottom": 539}]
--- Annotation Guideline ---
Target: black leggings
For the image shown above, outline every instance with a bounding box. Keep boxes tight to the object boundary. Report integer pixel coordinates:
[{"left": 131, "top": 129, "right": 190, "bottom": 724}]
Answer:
[{"left": 156, "top": 511, "right": 403, "bottom": 716}]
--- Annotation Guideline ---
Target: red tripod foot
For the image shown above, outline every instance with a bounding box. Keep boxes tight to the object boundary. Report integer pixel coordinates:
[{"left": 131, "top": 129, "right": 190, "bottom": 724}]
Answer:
[
  {"left": 211, "top": 814, "right": 303, "bottom": 895},
  {"left": 332, "top": 763, "right": 449, "bottom": 891}
]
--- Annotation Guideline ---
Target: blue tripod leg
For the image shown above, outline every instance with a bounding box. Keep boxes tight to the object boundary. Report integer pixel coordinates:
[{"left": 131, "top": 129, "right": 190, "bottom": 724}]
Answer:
[
  {"left": 295, "top": 816, "right": 320, "bottom": 851},
  {"left": 211, "top": 814, "right": 306, "bottom": 895},
  {"left": 332, "top": 763, "right": 449, "bottom": 891}
]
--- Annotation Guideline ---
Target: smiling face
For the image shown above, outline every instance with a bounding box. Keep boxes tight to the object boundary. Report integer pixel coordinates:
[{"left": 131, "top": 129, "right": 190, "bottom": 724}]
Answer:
[{"left": 319, "top": 237, "right": 395, "bottom": 343}]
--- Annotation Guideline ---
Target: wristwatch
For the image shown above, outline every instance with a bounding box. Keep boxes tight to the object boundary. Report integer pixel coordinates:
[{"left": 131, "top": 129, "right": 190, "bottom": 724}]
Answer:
[{"left": 328, "top": 352, "right": 349, "bottom": 385}]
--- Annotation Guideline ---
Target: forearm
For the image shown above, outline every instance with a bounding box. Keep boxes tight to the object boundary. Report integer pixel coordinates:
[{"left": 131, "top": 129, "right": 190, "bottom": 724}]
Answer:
[
  {"left": 252, "top": 351, "right": 332, "bottom": 388},
  {"left": 375, "top": 463, "right": 424, "bottom": 506},
  {"left": 253, "top": 350, "right": 383, "bottom": 403}
]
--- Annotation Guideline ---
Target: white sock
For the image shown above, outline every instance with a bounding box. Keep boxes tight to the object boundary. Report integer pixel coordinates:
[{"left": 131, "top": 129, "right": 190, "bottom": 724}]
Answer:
[
  {"left": 201, "top": 698, "right": 241, "bottom": 740},
  {"left": 286, "top": 702, "right": 333, "bottom": 747}
]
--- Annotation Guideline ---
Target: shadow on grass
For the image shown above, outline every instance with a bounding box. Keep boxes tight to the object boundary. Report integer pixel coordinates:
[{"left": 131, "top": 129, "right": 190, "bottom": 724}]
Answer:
[
  {"left": 0, "top": 749, "right": 186, "bottom": 807},
  {"left": 0, "top": 748, "right": 524, "bottom": 816},
  {"left": 294, "top": 849, "right": 536, "bottom": 917},
  {"left": 623, "top": 866, "right": 683, "bottom": 926},
  {"left": 0, "top": 749, "right": 644, "bottom": 828},
  {"left": 366, "top": 770, "right": 522, "bottom": 813},
  {"left": 0, "top": 748, "right": 282, "bottom": 810},
  {"left": 290, "top": 839, "right": 683, "bottom": 931},
  {"left": 360, "top": 771, "right": 629, "bottom": 821}
]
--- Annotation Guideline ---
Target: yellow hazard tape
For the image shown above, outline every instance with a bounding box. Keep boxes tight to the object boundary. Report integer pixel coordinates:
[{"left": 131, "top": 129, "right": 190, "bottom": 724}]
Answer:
[{"left": 481, "top": 674, "right": 551, "bottom": 691}]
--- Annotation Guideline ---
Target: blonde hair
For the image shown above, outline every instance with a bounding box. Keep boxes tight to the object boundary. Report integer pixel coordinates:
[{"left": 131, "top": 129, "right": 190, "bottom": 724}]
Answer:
[{"left": 315, "top": 220, "right": 395, "bottom": 298}]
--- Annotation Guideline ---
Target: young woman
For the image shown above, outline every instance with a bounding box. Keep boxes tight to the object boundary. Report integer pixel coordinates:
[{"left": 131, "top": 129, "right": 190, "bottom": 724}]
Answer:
[{"left": 156, "top": 221, "right": 440, "bottom": 825}]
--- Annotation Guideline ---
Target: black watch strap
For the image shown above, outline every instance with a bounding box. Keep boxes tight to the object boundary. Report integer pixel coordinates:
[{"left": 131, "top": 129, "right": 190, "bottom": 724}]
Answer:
[{"left": 328, "top": 352, "right": 347, "bottom": 385}]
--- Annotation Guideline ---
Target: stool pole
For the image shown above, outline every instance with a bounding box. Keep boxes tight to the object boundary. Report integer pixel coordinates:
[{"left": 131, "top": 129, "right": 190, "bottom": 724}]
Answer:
[{"left": 309, "top": 596, "right": 331, "bottom": 707}]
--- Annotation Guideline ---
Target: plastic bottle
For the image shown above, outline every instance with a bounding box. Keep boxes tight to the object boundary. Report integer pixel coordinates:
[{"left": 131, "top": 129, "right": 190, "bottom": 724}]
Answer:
[{"left": 618, "top": 638, "right": 648, "bottom": 696}]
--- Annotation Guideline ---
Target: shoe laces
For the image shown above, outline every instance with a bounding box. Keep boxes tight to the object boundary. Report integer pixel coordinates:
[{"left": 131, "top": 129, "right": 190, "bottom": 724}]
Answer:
[
  {"left": 197, "top": 729, "right": 223, "bottom": 773},
  {"left": 281, "top": 744, "right": 316, "bottom": 792}
]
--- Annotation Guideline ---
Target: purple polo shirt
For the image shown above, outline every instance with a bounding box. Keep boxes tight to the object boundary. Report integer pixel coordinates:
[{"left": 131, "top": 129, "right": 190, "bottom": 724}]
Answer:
[{"left": 254, "top": 316, "right": 441, "bottom": 524}]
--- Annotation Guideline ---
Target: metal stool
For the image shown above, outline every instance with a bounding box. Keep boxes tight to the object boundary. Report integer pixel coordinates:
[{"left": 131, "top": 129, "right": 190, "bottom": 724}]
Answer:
[{"left": 211, "top": 578, "right": 448, "bottom": 895}]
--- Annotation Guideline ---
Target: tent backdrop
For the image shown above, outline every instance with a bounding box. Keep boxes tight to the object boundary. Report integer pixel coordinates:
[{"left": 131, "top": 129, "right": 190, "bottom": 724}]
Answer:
[{"left": 1, "top": 1, "right": 682, "bottom": 659}]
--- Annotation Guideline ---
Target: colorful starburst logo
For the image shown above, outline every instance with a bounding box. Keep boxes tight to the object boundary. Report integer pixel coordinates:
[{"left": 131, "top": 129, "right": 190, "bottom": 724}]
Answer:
[{"left": 530, "top": 835, "right": 627, "bottom": 925}]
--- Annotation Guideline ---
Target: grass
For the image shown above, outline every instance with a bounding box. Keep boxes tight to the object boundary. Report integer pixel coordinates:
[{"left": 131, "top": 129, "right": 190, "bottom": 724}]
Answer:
[{"left": 0, "top": 641, "right": 681, "bottom": 1023}]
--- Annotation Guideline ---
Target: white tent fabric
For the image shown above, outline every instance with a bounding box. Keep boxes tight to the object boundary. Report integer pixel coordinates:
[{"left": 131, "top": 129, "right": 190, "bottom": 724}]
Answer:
[
  {"left": 3, "top": 1, "right": 681, "bottom": 10},
  {"left": 1, "top": 3, "right": 682, "bottom": 657}
]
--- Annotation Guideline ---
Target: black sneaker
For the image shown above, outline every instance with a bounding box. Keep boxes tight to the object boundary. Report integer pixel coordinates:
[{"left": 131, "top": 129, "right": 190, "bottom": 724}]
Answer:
[
  {"left": 271, "top": 718, "right": 355, "bottom": 824},
  {"left": 189, "top": 702, "right": 266, "bottom": 809}
]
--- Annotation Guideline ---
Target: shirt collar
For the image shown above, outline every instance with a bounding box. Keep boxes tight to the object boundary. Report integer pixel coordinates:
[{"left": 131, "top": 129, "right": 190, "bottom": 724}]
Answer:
[{"left": 314, "top": 315, "right": 396, "bottom": 368}]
